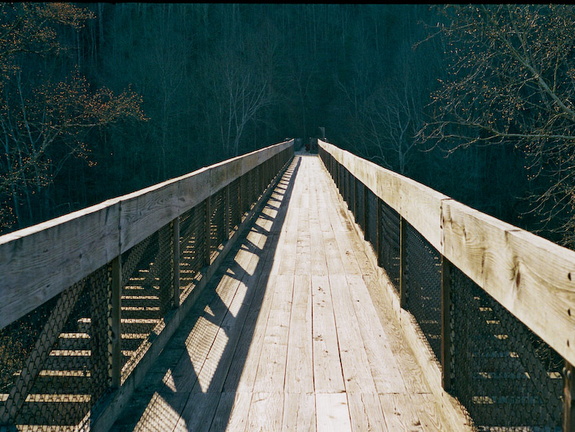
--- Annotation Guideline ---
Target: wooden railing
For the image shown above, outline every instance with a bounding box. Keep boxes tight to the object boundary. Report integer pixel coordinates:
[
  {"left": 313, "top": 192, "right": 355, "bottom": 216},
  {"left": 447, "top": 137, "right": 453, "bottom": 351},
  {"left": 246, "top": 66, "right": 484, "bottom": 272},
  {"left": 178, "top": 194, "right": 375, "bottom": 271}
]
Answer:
[
  {"left": 0, "top": 140, "right": 294, "bottom": 431},
  {"left": 319, "top": 140, "right": 575, "bottom": 431}
]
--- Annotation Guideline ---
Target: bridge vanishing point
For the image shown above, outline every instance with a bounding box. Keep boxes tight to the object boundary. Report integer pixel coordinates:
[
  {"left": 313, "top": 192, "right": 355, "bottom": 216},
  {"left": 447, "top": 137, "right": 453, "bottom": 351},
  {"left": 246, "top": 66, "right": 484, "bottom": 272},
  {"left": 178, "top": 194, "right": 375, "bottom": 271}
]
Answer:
[{"left": 1, "top": 140, "right": 575, "bottom": 431}]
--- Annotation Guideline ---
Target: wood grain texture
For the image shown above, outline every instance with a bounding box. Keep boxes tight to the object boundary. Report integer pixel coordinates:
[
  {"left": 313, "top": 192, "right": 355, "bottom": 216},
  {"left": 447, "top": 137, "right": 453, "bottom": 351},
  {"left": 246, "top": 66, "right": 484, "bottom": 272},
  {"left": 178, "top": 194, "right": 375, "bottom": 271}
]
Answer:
[
  {"left": 0, "top": 201, "right": 120, "bottom": 329},
  {"left": 316, "top": 393, "right": 352, "bottom": 432}
]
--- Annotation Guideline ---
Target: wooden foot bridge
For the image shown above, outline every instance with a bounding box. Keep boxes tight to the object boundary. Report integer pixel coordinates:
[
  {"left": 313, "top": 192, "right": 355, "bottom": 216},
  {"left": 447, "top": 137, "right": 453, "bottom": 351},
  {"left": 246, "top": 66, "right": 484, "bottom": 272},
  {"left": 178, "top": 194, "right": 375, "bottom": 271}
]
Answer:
[{"left": 1, "top": 140, "right": 575, "bottom": 431}]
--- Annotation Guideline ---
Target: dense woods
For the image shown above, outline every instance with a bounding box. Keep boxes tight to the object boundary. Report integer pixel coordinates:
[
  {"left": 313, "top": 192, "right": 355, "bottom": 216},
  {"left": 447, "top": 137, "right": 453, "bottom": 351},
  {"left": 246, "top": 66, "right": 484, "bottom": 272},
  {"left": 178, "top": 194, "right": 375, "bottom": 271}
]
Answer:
[{"left": 0, "top": 4, "right": 574, "bottom": 248}]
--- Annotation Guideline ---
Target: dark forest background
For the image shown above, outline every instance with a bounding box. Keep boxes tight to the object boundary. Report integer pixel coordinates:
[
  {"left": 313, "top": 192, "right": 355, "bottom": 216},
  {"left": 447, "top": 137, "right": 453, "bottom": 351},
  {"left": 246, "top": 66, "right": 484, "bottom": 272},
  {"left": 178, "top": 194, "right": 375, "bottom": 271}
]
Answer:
[{"left": 2, "top": 4, "right": 575, "bottom": 248}]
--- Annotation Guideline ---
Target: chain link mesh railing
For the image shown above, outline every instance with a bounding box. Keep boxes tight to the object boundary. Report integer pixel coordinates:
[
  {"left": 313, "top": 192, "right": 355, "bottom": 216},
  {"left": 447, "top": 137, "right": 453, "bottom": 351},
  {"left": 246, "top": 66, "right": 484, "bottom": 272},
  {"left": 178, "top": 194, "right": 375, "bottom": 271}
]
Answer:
[
  {"left": 0, "top": 266, "right": 112, "bottom": 431},
  {"left": 449, "top": 266, "right": 563, "bottom": 431},
  {"left": 318, "top": 143, "right": 568, "bottom": 431},
  {"left": 0, "top": 143, "right": 293, "bottom": 431},
  {"left": 378, "top": 199, "right": 401, "bottom": 290},
  {"left": 404, "top": 221, "right": 442, "bottom": 361}
]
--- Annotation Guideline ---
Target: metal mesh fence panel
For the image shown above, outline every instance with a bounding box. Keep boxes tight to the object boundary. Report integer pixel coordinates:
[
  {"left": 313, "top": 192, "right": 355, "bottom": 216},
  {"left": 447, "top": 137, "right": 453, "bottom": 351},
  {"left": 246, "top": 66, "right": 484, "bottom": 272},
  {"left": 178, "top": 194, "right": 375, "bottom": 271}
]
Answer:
[
  {"left": 179, "top": 202, "right": 208, "bottom": 302},
  {"left": 354, "top": 179, "right": 364, "bottom": 230},
  {"left": 228, "top": 179, "right": 241, "bottom": 234},
  {"left": 210, "top": 188, "right": 226, "bottom": 261},
  {"left": 120, "top": 222, "right": 173, "bottom": 380},
  {"left": 450, "top": 266, "right": 563, "bottom": 431},
  {"left": 365, "top": 189, "right": 377, "bottom": 249},
  {"left": 379, "top": 200, "right": 401, "bottom": 290},
  {"left": 247, "top": 168, "right": 258, "bottom": 212},
  {"left": 404, "top": 221, "right": 442, "bottom": 361},
  {"left": 0, "top": 266, "right": 112, "bottom": 431}
]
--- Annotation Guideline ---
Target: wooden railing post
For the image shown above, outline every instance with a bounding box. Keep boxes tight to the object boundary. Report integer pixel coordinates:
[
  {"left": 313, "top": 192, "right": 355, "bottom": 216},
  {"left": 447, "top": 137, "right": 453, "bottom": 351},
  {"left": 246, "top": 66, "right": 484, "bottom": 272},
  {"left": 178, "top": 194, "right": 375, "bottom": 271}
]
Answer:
[
  {"left": 399, "top": 216, "right": 408, "bottom": 309},
  {"left": 564, "top": 361, "right": 575, "bottom": 431},
  {"left": 111, "top": 256, "right": 122, "bottom": 389},
  {"left": 172, "top": 217, "right": 180, "bottom": 308},
  {"left": 441, "top": 256, "right": 453, "bottom": 392}
]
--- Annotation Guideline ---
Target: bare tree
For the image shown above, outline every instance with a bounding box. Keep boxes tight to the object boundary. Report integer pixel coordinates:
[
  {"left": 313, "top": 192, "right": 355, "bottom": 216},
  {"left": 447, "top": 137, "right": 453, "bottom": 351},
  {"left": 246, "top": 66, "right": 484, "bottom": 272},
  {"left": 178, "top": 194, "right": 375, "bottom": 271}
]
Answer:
[
  {"left": 420, "top": 4, "right": 575, "bottom": 246},
  {"left": 202, "top": 17, "right": 277, "bottom": 158},
  {"left": 0, "top": 3, "right": 145, "bottom": 232}
]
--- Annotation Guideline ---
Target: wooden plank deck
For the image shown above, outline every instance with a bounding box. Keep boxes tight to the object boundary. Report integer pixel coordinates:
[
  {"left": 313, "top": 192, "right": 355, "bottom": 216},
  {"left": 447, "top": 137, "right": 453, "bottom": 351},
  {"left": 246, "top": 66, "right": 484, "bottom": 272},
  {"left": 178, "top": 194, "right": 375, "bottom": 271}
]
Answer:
[{"left": 111, "top": 154, "right": 466, "bottom": 431}]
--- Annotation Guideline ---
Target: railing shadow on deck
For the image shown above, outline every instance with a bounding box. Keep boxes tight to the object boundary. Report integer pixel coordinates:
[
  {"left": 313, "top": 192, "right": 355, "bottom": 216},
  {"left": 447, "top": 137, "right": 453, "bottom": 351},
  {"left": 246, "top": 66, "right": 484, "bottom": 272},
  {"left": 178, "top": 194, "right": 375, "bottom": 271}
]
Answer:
[{"left": 111, "top": 158, "right": 302, "bottom": 431}]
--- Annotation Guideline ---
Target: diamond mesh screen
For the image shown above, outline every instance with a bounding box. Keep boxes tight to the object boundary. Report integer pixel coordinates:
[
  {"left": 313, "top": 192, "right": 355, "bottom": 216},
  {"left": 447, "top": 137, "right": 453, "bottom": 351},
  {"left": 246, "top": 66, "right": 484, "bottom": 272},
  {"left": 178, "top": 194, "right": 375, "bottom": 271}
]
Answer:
[
  {"left": 404, "top": 221, "right": 442, "bottom": 361},
  {"left": 449, "top": 266, "right": 563, "bottom": 430},
  {"left": 379, "top": 200, "right": 401, "bottom": 290},
  {"left": 0, "top": 266, "right": 111, "bottom": 430}
]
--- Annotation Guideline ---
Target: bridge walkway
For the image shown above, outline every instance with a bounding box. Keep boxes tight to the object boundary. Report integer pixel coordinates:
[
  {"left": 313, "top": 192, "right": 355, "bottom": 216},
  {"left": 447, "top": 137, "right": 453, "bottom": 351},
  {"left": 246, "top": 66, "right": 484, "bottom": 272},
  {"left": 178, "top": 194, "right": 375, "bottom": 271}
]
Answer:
[{"left": 111, "top": 154, "right": 462, "bottom": 431}]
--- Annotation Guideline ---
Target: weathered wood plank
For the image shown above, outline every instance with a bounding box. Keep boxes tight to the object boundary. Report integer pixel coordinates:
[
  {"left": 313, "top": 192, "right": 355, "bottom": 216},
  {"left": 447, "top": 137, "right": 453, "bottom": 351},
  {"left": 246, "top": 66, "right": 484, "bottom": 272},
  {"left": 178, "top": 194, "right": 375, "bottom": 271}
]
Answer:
[
  {"left": 345, "top": 274, "right": 407, "bottom": 394},
  {"left": 247, "top": 392, "right": 284, "bottom": 432},
  {"left": 285, "top": 275, "right": 314, "bottom": 394},
  {"left": 379, "top": 393, "right": 444, "bottom": 432},
  {"left": 0, "top": 201, "right": 120, "bottom": 328},
  {"left": 252, "top": 275, "right": 293, "bottom": 393},
  {"left": 221, "top": 161, "right": 298, "bottom": 394},
  {"left": 282, "top": 392, "right": 316, "bottom": 432},
  {"left": 316, "top": 393, "right": 352, "bottom": 432},
  {"left": 312, "top": 275, "right": 345, "bottom": 394},
  {"left": 329, "top": 274, "right": 378, "bottom": 395},
  {"left": 347, "top": 392, "right": 388, "bottom": 432},
  {"left": 209, "top": 391, "right": 251, "bottom": 432}
]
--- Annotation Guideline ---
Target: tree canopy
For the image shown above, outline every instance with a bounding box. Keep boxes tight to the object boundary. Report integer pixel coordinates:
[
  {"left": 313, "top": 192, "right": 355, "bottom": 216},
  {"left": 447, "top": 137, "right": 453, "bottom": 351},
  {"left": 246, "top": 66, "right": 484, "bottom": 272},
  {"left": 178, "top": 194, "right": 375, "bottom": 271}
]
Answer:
[
  {"left": 2, "top": 3, "right": 575, "bottom": 249},
  {"left": 422, "top": 4, "right": 575, "bottom": 246}
]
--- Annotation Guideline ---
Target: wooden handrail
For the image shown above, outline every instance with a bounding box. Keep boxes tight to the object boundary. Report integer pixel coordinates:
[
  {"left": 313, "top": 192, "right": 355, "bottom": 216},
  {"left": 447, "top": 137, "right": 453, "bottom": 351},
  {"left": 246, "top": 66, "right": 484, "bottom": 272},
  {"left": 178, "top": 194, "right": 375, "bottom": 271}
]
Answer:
[
  {"left": 319, "top": 139, "right": 575, "bottom": 368},
  {"left": 0, "top": 140, "right": 293, "bottom": 330}
]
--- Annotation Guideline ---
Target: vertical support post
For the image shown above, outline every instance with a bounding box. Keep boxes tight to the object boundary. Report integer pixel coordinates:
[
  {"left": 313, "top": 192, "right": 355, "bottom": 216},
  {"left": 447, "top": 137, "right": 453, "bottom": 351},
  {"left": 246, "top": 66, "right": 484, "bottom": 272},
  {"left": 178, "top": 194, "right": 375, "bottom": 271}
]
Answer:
[
  {"left": 441, "top": 256, "right": 453, "bottom": 391},
  {"left": 564, "top": 361, "right": 575, "bottom": 432},
  {"left": 111, "top": 256, "right": 122, "bottom": 389},
  {"left": 399, "top": 216, "right": 408, "bottom": 309},
  {"left": 172, "top": 217, "right": 180, "bottom": 308}
]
